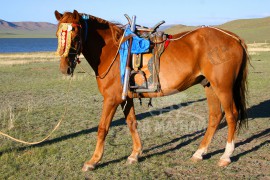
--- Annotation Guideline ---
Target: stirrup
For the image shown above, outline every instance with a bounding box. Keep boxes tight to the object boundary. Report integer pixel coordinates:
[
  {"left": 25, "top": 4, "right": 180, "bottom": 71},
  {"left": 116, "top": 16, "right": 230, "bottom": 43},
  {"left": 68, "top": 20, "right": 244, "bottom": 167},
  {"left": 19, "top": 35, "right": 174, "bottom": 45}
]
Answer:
[{"left": 129, "top": 70, "right": 148, "bottom": 89}]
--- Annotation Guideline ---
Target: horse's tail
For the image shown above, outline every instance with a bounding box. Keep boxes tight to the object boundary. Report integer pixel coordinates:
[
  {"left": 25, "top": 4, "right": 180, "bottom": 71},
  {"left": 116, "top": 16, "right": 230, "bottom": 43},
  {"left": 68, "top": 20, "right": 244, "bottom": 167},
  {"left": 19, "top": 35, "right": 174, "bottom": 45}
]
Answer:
[{"left": 234, "top": 40, "right": 249, "bottom": 130}]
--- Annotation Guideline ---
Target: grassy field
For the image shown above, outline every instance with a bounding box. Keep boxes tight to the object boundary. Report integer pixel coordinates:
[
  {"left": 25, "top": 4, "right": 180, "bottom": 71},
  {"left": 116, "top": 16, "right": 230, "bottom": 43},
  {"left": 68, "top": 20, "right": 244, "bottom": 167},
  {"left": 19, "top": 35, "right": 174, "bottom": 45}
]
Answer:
[{"left": 0, "top": 44, "right": 269, "bottom": 179}]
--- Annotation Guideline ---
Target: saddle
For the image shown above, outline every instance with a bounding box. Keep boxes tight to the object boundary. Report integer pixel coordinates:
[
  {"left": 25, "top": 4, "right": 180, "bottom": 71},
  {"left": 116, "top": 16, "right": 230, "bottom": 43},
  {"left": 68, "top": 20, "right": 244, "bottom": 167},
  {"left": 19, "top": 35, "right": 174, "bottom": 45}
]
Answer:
[{"left": 128, "top": 21, "right": 170, "bottom": 93}]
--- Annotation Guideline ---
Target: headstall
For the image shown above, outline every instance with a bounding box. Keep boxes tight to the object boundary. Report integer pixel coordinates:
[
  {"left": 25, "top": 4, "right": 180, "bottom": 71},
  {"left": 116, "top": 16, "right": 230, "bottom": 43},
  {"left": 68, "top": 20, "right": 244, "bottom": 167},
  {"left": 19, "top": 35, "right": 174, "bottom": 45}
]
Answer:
[{"left": 56, "top": 23, "right": 82, "bottom": 58}]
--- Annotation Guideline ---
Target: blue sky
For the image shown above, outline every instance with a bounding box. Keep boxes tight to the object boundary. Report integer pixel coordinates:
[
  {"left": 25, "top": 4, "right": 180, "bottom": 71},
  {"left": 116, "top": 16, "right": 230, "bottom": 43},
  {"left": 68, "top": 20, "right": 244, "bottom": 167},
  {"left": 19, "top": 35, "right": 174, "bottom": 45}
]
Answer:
[{"left": 1, "top": 0, "right": 270, "bottom": 26}]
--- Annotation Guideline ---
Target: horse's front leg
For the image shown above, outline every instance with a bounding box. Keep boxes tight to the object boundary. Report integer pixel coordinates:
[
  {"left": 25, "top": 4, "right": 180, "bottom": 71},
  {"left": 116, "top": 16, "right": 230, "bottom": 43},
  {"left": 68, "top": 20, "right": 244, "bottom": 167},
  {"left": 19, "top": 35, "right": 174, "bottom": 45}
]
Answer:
[
  {"left": 121, "top": 98, "right": 142, "bottom": 164},
  {"left": 82, "top": 98, "right": 119, "bottom": 171}
]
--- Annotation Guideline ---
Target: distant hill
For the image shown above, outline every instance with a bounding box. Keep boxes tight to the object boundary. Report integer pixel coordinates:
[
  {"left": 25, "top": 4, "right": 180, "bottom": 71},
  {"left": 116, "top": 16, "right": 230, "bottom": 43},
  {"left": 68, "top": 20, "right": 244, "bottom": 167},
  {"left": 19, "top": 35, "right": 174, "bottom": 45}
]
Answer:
[
  {"left": 164, "top": 24, "right": 195, "bottom": 34},
  {"left": 158, "top": 24, "right": 175, "bottom": 31},
  {"left": 1, "top": 16, "right": 269, "bottom": 42},
  {"left": 218, "top": 17, "right": 270, "bottom": 43},
  {"left": 165, "top": 16, "right": 270, "bottom": 43},
  {"left": 0, "top": 19, "right": 57, "bottom": 38}
]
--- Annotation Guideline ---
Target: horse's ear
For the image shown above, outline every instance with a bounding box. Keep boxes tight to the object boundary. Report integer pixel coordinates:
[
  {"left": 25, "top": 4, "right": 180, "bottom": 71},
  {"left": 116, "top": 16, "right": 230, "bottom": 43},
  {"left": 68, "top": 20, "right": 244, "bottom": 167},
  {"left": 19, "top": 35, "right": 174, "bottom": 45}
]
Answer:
[
  {"left": 55, "top": 10, "right": 63, "bottom": 21},
  {"left": 73, "top": 10, "right": 80, "bottom": 21}
]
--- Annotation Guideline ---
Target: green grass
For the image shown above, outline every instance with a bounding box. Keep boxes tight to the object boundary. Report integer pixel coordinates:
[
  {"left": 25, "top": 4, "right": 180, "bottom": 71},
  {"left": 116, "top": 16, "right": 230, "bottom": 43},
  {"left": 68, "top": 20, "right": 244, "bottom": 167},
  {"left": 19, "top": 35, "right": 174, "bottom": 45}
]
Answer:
[{"left": 0, "top": 47, "right": 269, "bottom": 179}]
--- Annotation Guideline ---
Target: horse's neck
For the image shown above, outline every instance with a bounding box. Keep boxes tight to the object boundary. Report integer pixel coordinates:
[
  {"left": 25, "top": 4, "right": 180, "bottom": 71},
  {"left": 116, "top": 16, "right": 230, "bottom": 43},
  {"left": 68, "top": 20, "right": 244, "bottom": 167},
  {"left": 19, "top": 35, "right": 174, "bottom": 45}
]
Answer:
[{"left": 82, "top": 17, "right": 117, "bottom": 75}]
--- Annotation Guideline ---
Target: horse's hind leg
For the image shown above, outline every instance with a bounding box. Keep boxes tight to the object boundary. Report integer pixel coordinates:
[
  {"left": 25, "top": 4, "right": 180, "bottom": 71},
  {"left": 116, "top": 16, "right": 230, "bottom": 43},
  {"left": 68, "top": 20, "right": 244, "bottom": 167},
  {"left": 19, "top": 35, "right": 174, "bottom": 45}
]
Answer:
[
  {"left": 82, "top": 98, "right": 118, "bottom": 171},
  {"left": 191, "top": 86, "right": 224, "bottom": 161},
  {"left": 121, "top": 98, "right": 142, "bottom": 164},
  {"left": 215, "top": 90, "right": 238, "bottom": 167}
]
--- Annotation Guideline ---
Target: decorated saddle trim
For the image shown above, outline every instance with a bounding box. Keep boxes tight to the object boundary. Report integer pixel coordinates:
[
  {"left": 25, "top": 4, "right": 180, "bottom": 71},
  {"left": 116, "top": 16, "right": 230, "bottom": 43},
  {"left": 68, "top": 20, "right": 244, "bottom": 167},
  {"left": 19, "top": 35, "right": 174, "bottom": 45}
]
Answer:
[{"left": 164, "top": 35, "right": 173, "bottom": 49}]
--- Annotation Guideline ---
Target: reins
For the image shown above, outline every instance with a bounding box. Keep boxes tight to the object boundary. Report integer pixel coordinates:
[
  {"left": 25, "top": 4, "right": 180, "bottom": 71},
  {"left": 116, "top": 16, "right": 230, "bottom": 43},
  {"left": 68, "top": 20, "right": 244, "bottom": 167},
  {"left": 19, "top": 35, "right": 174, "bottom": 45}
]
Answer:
[
  {"left": 0, "top": 77, "right": 73, "bottom": 145},
  {"left": 95, "top": 27, "right": 128, "bottom": 79}
]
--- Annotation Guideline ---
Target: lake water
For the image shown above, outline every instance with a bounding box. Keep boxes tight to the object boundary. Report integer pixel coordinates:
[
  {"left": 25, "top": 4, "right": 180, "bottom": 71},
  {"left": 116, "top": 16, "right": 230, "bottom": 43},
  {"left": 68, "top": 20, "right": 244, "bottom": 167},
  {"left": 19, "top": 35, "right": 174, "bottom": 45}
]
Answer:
[{"left": 0, "top": 38, "right": 57, "bottom": 53}]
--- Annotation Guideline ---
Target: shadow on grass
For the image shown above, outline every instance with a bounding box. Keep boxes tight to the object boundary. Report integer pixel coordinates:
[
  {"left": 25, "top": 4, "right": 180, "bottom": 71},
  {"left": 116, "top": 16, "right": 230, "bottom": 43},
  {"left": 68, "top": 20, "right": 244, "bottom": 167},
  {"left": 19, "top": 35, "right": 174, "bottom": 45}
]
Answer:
[
  {"left": 203, "top": 99, "right": 270, "bottom": 161},
  {"left": 247, "top": 99, "right": 270, "bottom": 119},
  {"left": 204, "top": 127, "right": 270, "bottom": 162},
  {"left": 0, "top": 98, "right": 206, "bottom": 155},
  {"left": 97, "top": 120, "right": 229, "bottom": 169},
  {"left": 97, "top": 99, "right": 270, "bottom": 168},
  {"left": 1, "top": 98, "right": 269, "bottom": 167},
  {"left": 96, "top": 129, "right": 207, "bottom": 169}
]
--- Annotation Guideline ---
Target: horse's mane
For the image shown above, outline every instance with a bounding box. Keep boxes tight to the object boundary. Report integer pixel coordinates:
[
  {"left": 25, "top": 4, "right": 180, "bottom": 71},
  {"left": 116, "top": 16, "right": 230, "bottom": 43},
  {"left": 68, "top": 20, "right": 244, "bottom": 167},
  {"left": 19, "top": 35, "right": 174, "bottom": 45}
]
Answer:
[
  {"left": 59, "top": 12, "right": 124, "bottom": 45},
  {"left": 88, "top": 15, "right": 125, "bottom": 45}
]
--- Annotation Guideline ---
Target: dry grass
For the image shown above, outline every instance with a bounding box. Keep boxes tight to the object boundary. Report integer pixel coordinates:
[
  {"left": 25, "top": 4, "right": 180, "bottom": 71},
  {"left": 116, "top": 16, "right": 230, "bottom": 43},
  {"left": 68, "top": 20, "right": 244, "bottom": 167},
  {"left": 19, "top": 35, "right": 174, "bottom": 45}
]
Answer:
[
  {"left": 0, "top": 52, "right": 58, "bottom": 66},
  {"left": 248, "top": 43, "right": 270, "bottom": 52},
  {"left": 0, "top": 59, "right": 58, "bottom": 66},
  {"left": 0, "top": 52, "right": 86, "bottom": 66},
  {"left": 0, "top": 52, "right": 57, "bottom": 59}
]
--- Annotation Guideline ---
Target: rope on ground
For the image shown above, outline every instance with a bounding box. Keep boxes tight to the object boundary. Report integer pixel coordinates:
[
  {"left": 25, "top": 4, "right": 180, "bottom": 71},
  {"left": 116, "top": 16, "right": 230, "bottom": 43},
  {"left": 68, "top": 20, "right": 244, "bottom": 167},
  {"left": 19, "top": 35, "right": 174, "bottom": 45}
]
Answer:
[{"left": 0, "top": 77, "right": 73, "bottom": 145}]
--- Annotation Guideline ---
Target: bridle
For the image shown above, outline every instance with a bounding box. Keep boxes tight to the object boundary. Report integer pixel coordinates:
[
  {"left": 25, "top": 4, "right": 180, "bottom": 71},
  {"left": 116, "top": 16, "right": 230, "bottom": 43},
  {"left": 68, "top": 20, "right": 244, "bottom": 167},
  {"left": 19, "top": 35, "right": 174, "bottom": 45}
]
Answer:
[
  {"left": 67, "top": 23, "right": 83, "bottom": 75},
  {"left": 56, "top": 22, "right": 83, "bottom": 76}
]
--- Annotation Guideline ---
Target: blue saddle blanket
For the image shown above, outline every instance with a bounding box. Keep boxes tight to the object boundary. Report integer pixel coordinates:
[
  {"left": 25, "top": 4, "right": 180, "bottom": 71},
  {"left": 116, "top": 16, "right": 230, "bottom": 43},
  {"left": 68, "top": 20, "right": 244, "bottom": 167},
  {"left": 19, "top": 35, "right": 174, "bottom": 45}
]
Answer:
[{"left": 119, "top": 26, "right": 150, "bottom": 84}]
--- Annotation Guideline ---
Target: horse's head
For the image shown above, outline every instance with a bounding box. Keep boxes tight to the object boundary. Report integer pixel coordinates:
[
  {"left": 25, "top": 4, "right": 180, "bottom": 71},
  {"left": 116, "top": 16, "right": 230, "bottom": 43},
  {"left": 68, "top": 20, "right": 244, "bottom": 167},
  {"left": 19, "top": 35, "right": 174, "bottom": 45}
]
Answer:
[{"left": 55, "top": 10, "right": 82, "bottom": 75}]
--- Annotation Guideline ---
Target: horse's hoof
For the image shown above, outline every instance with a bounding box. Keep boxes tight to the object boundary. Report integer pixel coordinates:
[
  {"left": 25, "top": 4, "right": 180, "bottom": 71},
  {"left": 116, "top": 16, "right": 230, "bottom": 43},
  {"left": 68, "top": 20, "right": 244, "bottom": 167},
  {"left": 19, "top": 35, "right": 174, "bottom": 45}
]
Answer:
[
  {"left": 218, "top": 159, "right": 231, "bottom": 167},
  {"left": 82, "top": 163, "right": 96, "bottom": 172},
  {"left": 191, "top": 155, "right": 203, "bottom": 162},
  {"left": 127, "top": 156, "right": 138, "bottom": 164}
]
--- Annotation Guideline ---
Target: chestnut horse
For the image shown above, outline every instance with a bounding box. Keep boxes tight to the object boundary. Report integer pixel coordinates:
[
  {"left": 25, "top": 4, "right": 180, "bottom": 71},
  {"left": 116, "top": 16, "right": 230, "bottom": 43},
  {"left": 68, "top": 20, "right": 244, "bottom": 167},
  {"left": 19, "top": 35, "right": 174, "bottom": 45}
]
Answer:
[{"left": 54, "top": 10, "right": 249, "bottom": 171}]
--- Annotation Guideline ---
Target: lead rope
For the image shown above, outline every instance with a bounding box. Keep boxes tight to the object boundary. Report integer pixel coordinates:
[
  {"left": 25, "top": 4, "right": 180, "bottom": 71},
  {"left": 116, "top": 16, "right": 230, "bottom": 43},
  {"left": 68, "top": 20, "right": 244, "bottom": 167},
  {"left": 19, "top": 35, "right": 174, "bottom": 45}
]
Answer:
[
  {"left": 207, "top": 26, "right": 249, "bottom": 55},
  {"left": 96, "top": 27, "right": 128, "bottom": 79},
  {"left": 76, "top": 27, "right": 127, "bottom": 79},
  {"left": 0, "top": 77, "right": 73, "bottom": 145},
  {"left": 169, "top": 26, "right": 248, "bottom": 54}
]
